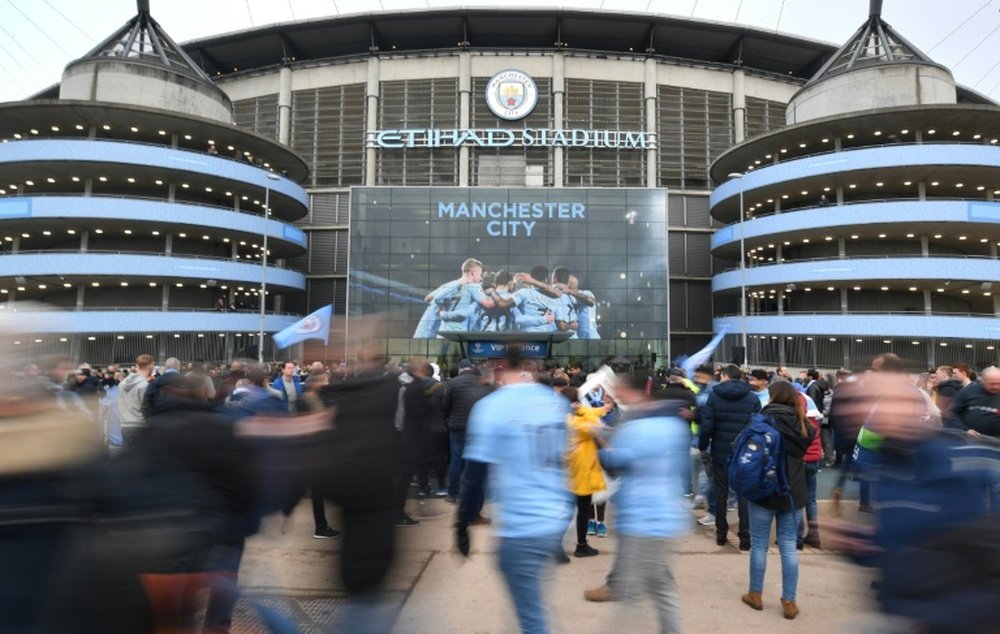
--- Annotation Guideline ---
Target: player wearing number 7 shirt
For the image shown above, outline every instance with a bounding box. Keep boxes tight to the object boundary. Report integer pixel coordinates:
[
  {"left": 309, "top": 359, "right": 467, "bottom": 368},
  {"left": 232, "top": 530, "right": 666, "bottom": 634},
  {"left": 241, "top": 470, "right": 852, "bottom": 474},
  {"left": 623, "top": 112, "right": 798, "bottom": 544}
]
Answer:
[{"left": 455, "top": 346, "right": 573, "bottom": 634}]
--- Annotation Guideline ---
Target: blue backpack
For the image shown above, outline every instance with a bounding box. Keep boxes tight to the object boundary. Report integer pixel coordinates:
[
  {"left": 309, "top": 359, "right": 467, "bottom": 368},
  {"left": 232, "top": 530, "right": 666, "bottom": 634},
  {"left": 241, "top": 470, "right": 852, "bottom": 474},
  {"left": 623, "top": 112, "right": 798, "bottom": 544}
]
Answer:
[{"left": 727, "top": 413, "right": 790, "bottom": 502}]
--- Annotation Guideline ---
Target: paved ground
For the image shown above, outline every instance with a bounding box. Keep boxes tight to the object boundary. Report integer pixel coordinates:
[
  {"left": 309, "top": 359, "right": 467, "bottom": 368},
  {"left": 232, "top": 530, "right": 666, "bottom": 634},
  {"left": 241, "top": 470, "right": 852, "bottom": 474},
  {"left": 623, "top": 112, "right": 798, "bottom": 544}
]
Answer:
[{"left": 235, "top": 472, "right": 878, "bottom": 633}]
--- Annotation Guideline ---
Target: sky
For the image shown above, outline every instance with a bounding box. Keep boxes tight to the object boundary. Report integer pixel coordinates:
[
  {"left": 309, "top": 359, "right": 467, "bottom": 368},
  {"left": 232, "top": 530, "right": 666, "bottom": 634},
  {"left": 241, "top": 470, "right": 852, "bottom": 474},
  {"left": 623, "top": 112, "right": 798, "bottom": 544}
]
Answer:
[{"left": 0, "top": 0, "right": 998, "bottom": 102}]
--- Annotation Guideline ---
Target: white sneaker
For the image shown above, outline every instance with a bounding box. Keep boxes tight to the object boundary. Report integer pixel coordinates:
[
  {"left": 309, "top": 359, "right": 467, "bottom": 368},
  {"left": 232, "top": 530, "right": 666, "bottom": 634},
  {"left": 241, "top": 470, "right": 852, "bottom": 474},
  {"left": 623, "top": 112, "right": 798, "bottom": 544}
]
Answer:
[{"left": 697, "top": 513, "right": 716, "bottom": 526}]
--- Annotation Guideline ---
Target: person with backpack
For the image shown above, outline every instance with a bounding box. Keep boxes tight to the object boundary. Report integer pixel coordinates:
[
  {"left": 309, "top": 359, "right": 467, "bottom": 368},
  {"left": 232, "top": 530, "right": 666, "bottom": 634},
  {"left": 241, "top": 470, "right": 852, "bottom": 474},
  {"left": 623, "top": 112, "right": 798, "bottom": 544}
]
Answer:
[
  {"left": 739, "top": 381, "right": 815, "bottom": 620},
  {"left": 698, "top": 364, "right": 761, "bottom": 549}
]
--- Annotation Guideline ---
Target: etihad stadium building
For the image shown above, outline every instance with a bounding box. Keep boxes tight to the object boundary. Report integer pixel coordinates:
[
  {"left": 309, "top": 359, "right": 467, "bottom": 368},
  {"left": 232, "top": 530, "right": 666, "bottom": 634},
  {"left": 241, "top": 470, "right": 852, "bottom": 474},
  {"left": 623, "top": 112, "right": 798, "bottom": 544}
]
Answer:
[{"left": 1, "top": 3, "right": 996, "bottom": 368}]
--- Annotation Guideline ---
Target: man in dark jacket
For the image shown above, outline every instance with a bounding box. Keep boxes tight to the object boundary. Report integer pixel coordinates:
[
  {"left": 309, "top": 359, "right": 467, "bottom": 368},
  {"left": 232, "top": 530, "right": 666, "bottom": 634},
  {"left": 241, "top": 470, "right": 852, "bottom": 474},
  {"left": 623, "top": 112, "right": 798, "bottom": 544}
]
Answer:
[
  {"left": 442, "top": 359, "right": 491, "bottom": 502},
  {"left": 946, "top": 366, "right": 1000, "bottom": 439},
  {"left": 698, "top": 364, "right": 761, "bottom": 549}
]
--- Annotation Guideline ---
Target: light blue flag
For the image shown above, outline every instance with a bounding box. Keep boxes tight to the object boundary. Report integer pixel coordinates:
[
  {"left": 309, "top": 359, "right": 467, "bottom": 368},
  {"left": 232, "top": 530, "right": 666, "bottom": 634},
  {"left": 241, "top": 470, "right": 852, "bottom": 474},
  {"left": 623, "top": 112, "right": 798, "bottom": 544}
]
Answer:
[
  {"left": 681, "top": 324, "right": 731, "bottom": 378},
  {"left": 272, "top": 304, "right": 332, "bottom": 349}
]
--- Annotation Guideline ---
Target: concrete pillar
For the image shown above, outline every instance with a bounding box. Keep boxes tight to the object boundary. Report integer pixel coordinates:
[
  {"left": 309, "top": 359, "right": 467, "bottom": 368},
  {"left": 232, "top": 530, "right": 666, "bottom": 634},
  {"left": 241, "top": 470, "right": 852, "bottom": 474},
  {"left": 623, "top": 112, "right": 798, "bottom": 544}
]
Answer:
[
  {"left": 994, "top": 295, "right": 1000, "bottom": 317},
  {"left": 840, "top": 288, "right": 848, "bottom": 314},
  {"left": 921, "top": 235, "right": 930, "bottom": 256},
  {"left": 79, "top": 231, "right": 88, "bottom": 253},
  {"left": 835, "top": 185, "right": 844, "bottom": 205},
  {"left": 168, "top": 183, "right": 176, "bottom": 203},
  {"left": 11, "top": 236, "right": 19, "bottom": 254},
  {"left": 365, "top": 56, "right": 380, "bottom": 186},
  {"left": 76, "top": 285, "right": 85, "bottom": 310},
  {"left": 458, "top": 52, "right": 471, "bottom": 186},
  {"left": 553, "top": 54, "right": 566, "bottom": 188},
  {"left": 644, "top": 57, "right": 658, "bottom": 188},
  {"left": 834, "top": 137, "right": 842, "bottom": 151},
  {"left": 278, "top": 66, "right": 292, "bottom": 145},
  {"left": 777, "top": 291, "right": 784, "bottom": 316},
  {"left": 231, "top": 241, "right": 239, "bottom": 261},
  {"left": 170, "top": 133, "right": 179, "bottom": 149},
  {"left": 918, "top": 182, "right": 926, "bottom": 201},
  {"left": 88, "top": 126, "right": 97, "bottom": 139},
  {"left": 732, "top": 68, "right": 746, "bottom": 144},
  {"left": 915, "top": 130, "right": 923, "bottom": 144},
  {"left": 165, "top": 234, "right": 173, "bottom": 257},
  {"left": 161, "top": 285, "right": 169, "bottom": 311},
  {"left": 84, "top": 178, "right": 92, "bottom": 196},
  {"left": 990, "top": 243, "right": 998, "bottom": 259},
  {"left": 775, "top": 244, "right": 782, "bottom": 262},
  {"left": 924, "top": 289, "right": 933, "bottom": 315},
  {"left": 838, "top": 237, "right": 846, "bottom": 259}
]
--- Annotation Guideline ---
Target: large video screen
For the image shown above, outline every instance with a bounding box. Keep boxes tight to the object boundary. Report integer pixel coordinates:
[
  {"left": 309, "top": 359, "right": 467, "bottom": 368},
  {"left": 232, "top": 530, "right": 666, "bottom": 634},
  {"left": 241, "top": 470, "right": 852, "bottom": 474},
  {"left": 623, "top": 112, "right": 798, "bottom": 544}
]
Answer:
[{"left": 348, "top": 187, "right": 667, "bottom": 357}]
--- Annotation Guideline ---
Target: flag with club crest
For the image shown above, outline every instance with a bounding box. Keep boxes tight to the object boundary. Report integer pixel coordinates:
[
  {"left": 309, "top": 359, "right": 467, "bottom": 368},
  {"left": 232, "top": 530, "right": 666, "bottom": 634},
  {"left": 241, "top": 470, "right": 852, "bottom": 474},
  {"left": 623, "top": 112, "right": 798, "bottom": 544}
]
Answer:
[{"left": 272, "top": 304, "right": 332, "bottom": 349}]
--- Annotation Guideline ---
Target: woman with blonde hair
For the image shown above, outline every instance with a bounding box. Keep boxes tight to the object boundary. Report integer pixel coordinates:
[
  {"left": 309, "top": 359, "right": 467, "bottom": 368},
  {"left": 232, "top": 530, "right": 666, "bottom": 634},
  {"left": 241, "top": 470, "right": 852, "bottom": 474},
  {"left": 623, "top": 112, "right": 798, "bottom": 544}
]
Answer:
[
  {"left": 742, "top": 381, "right": 815, "bottom": 620},
  {"left": 563, "top": 386, "right": 607, "bottom": 557}
]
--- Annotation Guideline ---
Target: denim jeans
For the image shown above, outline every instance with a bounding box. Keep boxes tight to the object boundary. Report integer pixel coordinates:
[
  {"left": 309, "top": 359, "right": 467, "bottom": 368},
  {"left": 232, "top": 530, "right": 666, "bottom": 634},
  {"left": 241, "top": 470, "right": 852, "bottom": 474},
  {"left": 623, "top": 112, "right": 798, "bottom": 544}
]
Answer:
[
  {"left": 447, "top": 430, "right": 466, "bottom": 499},
  {"left": 804, "top": 461, "right": 819, "bottom": 523},
  {"left": 498, "top": 533, "right": 562, "bottom": 634},
  {"left": 748, "top": 502, "right": 799, "bottom": 601}
]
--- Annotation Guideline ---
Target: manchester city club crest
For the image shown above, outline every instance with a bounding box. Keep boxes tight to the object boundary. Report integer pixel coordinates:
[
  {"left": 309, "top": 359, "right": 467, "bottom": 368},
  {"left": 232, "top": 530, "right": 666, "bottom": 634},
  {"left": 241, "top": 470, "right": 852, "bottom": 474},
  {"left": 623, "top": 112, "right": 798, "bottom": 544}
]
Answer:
[{"left": 485, "top": 69, "right": 538, "bottom": 120}]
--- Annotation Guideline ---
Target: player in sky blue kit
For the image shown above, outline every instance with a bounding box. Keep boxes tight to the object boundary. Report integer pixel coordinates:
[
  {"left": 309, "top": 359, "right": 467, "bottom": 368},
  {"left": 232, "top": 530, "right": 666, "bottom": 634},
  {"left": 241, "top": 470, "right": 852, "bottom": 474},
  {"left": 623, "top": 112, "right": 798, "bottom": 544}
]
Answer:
[
  {"left": 550, "top": 266, "right": 579, "bottom": 338},
  {"left": 414, "top": 258, "right": 495, "bottom": 337},
  {"left": 565, "top": 274, "right": 599, "bottom": 340},
  {"left": 456, "top": 346, "right": 573, "bottom": 634},
  {"left": 490, "top": 266, "right": 561, "bottom": 333},
  {"left": 480, "top": 270, "right": 516, "bottom": 332}
]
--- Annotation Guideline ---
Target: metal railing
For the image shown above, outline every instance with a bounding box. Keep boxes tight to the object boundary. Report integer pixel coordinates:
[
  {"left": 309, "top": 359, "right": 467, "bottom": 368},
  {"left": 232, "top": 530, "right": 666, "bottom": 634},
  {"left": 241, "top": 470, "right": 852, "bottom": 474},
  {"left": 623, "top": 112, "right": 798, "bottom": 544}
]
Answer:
[
  {"left": 717, "top": 310, "right": 998, "bottom": 318},
  {"left": 716, "top": 196, "right": 999, "bottom": 225},
  {"left": 0, "top": 249, "right": 290, "bottom": 269},
  {"left": 719, "top": 253, "right": 1000, "bottom": 274}
]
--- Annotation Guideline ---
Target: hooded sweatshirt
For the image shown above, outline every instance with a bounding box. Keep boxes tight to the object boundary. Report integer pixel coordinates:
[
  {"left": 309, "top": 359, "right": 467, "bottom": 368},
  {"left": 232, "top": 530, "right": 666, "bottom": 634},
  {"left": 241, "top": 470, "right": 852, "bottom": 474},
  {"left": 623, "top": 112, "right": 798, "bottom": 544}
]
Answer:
[{"left": 117, "top": 371, "right": 150, "bottom": 425}]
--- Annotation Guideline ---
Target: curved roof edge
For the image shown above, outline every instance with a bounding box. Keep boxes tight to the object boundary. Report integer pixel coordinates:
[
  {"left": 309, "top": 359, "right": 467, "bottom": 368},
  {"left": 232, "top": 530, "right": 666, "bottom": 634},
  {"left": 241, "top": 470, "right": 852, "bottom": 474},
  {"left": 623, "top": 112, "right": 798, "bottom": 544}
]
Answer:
[{"left": 179, "top": 7, "right": 837, "bottom": 81}]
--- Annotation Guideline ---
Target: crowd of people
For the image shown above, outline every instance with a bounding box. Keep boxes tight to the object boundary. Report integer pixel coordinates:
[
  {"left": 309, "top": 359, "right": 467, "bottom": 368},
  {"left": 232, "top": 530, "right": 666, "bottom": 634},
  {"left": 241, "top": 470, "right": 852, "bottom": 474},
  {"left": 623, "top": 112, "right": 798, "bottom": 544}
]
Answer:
[{"left": 3, "top": 346, "right": 999, "bottom": 632}]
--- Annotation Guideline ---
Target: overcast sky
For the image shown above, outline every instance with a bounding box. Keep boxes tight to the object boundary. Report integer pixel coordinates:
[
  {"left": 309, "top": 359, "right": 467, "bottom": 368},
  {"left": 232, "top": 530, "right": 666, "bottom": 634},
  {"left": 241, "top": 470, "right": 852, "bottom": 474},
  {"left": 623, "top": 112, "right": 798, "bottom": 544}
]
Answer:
[{"left": 0, "top": 0, "right": 998, "bottom": 102}]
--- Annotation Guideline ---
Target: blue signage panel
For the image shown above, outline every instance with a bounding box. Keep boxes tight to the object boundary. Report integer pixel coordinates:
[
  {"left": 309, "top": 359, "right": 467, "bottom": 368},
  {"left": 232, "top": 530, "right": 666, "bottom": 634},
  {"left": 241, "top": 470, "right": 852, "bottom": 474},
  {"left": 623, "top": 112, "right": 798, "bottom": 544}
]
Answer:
[{"left": 467, "top": 340, "right": 549, "bottom": 359}]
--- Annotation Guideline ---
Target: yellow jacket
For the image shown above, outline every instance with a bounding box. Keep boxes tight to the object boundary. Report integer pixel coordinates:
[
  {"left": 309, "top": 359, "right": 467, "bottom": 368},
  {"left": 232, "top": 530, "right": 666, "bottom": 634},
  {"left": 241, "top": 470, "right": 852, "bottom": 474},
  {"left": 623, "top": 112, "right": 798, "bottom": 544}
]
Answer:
[{"left": 566, "top": 405, "right": 607, "bottom": 496}]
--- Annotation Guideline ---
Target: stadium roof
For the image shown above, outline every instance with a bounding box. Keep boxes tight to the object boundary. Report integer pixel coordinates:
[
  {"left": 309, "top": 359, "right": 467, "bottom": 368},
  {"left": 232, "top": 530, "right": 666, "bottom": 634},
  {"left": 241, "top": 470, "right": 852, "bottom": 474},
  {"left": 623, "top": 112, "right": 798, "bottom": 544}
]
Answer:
[{"left": 181, "top": 8, "right": 837, "bottom": 81}]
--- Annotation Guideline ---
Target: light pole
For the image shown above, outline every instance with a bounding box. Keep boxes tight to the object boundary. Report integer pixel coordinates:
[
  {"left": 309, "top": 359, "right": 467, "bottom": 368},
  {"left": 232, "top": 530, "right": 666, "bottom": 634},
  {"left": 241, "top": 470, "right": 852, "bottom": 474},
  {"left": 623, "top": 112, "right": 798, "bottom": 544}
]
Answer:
[
  {"left": 727, "top": 172, "right": 748, "bottom": 368},
  {"left": 259, "top": 172, "right": 281, "bottom": 364}
]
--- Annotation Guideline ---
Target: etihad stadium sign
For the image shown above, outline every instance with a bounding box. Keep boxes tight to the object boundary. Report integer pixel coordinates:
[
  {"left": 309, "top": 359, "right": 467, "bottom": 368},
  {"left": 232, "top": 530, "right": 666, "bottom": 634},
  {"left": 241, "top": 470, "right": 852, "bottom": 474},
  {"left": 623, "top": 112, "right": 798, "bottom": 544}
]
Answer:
[
  {"left": 369, "top": 68, "right": 652, "bottom": 150},
  {"left": 368, "top": 127, "right": 652, "bottom": 150}
]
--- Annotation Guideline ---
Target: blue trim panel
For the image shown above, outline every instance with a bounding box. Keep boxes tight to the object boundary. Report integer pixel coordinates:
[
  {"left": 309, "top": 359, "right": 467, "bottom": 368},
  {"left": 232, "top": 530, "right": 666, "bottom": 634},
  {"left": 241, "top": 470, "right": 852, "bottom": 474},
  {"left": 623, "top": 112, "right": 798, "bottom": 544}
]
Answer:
[
  {"left": 712, "top": 257, "right": 1000, "bottom": 292},
  {"left": 0, "top": 253, "right": 306, "bottom": 290},
  {"left": 0, "top": 196, "right": 307, "bottom": 248},
  {"left": 711, "top": 144, "right": 1000, "bottom": 208},
  {"left": 0, "top": 139, "right": 309, "bottom": 210},
  {"left": 6, "top": 311, "right": 300, "bottom": 334},
  {"left": 712, "top": 200, "right": 1000, "bottom": 249},
  {"left": 714, "top": 315, "right": 1000, "bottom": 339}
]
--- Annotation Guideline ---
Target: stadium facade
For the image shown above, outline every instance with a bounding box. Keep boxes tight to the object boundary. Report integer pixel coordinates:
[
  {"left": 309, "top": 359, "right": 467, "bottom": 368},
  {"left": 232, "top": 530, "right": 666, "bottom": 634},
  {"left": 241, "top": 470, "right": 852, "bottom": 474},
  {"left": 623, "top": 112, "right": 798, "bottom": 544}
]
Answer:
[{"left": 1, "top": 3, "right": 996, "bottom": 367}]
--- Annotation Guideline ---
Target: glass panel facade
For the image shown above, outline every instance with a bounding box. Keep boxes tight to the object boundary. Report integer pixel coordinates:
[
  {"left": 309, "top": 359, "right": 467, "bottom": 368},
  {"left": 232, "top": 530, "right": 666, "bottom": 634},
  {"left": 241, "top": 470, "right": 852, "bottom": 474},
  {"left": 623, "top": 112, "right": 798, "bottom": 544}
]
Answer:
[
  {"left": 291, "top": 84, "right": 366, "bottom": 188},
  {"left": 657, "top": 86, "right": 733, "bottom": 190},
  {"left": 377, "top": 78, "right": 460, "bottom": 185},
  {"left": 349, "top": 187, "right": 667, "bottom": 363},
  {"left": 564, "top": 79, "right": 645, "bottom": 187}
]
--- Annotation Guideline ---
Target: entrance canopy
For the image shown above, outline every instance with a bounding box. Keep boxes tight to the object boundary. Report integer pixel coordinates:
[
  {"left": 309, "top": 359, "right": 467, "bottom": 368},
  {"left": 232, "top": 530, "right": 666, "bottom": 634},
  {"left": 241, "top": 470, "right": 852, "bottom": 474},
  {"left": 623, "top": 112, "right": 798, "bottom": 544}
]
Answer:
[{"left": 440, "top": 331, "right": 572, "bottom": 360}]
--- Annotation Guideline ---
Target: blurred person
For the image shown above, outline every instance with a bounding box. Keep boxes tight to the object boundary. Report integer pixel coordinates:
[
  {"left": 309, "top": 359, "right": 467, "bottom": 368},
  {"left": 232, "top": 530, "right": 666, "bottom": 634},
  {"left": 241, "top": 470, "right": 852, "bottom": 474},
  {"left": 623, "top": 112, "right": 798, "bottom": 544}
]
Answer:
[
  {"left": 186, "top": 359, "right": 216, "bottom": 399},
  {"left": 73, "top": 367, "right": 102, "bottom": 396},
  {"left": 39, "top": 354, "right": 93, "bottom": 419},
  {"left": 946, "top": 365, "right": 1000, "bottom": 440},
  {"left": 953, "top": 362, "right": 974, "bottom": 387},
  {"left": 455, "top": 348, "right": 572, "bottom": 634},
  {"left": 441, "top": 358, "right": 491, "bottom": 503},
  {"left": 930, "top": 364, "right": 962, "bottom": 418},
  {"left": 214, "top": 359, "right": 247, "bottom": 402},
  {"left": 826, "top": 372, "right": 1000, "bottom": 634},
  {"left": 272, "top": 360, "right": 304, "bottom": 413},
  {"left": 742, "top": 381, "right": 815, "bottom": 620},
  {"left": 748, "top": 368, "right": 770, "bottom": 408},
  {"left": 294, "top": 370, "right": 341, "bottom": 539},
  {"left": 565, "top": 387, "right": 607, "bottom": 558},
  {"left": 392, "top": 359, "right": 439, "bottom": 526},
  {"left": 140, "top": 357, "right": 185, "bottom": 420},
  {"left": 698, "top": 364, "right": 761, "bottom": 549},
  {"left": 799, "top": 388, "right": 824, "bottom": 550},
  {"left": 117, "top": 353, "right": 154, "bottom": 447},
  {"left": 583, "top": 374, "right": 690, "bottom": 632}
]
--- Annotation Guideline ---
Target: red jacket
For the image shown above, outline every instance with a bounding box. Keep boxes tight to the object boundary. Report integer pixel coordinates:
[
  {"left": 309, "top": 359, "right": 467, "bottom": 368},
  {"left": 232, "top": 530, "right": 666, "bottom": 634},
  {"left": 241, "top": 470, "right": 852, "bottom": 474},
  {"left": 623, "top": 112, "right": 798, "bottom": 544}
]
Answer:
[{"left": 801, "top": 393, "right": 823, "bottom": 462}]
